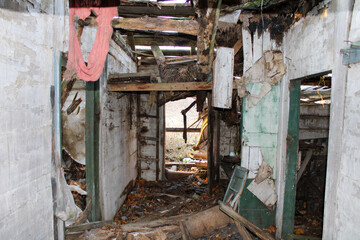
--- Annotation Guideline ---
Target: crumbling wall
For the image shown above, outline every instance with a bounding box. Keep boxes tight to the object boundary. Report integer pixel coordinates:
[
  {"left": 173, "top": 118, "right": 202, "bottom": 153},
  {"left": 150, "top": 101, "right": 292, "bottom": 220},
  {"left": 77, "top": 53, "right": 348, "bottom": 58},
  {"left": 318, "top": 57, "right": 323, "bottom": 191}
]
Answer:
[
  {"left": 99, "top": 40, "right": 137, "bottom": 221},
  {"left": 282, "top": 1, "right": 334, "bottom": 79},
  {"left": 0, "top": 1, "right": 67, "bottom": 239}
]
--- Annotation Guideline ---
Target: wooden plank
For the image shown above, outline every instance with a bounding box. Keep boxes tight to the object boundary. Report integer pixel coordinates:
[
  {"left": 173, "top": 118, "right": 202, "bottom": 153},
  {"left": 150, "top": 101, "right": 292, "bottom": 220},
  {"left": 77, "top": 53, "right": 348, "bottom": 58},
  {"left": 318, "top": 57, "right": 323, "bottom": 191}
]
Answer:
[
  {"left": 118, "top": 6, "right": 195, "bottom": 17},
  {"left": 212, "top": 47, "right": 234, "bottom": 109},
  {"left": 219, "top": 201, "right": 276, "bottom": 240},
  {"left": 108, "top": 81, "right": 213, "bottom": 92},
  {"left": 112, "top": 17, "right": 199, "bottom": 36}
]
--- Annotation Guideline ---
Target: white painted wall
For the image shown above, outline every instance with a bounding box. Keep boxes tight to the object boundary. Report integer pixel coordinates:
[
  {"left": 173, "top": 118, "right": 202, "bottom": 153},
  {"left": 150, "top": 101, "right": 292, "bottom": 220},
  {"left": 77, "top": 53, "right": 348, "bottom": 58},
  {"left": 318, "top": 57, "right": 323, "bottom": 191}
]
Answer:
[
  {"left": 0, "top": 0, "right": 67, "bottom": 239},
  {"left": 323, "top": 0, "right": 360, "bottom": 238},
  {"left": 99, "top": 41, "right": 138, "bottom": 221},
  {"left": 282, "top": 1, "right": 335, "bottom": 80}
]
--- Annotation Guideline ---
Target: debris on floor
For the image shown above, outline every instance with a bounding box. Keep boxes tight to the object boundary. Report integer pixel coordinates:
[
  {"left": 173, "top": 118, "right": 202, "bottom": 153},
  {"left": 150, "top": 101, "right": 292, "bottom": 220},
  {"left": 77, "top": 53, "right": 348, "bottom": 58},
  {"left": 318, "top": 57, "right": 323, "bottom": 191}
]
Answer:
[{"left": 114, "top": 176, "right": 224, "bottom": 225}]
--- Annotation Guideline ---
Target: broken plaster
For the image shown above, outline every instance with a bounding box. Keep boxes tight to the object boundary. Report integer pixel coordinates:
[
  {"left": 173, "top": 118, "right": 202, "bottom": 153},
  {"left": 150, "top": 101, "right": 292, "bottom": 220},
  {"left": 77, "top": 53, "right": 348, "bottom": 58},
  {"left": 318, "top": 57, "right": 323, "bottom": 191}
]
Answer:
[{"left": 236, "top": 50, "right": 286, "bottom": 108}]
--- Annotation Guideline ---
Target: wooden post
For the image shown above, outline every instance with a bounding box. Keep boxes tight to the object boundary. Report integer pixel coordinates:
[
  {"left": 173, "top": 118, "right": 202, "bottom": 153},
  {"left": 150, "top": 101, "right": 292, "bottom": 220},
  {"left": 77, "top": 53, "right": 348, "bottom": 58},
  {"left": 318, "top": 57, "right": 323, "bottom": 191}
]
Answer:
[
  {"left": 207, "top": 93, "right": 214, "bottom": 193},
  {"left": 213, "top": 109, "right": 221, "bottom": 183},
  {"left": 85, "top": 80, "right": 101, "bottom": 221},
  {"left": 282, "top": 80, "right": 301, "bottom": 237}
]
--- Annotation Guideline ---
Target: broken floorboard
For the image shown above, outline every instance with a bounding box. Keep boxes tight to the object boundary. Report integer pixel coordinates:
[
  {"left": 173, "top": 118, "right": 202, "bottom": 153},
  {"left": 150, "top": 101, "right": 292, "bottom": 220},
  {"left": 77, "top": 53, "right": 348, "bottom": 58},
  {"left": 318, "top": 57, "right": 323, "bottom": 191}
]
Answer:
[{"left": 112, "top": 16, "right": 199, "bottom": 36}]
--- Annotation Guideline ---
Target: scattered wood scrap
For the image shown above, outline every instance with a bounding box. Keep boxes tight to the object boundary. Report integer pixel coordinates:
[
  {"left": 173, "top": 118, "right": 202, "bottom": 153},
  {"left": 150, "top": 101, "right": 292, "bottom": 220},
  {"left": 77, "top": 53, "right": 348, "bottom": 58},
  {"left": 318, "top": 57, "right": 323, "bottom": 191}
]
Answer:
[{"left": 219, "top": 201, "right": 276, "bottom": 240}]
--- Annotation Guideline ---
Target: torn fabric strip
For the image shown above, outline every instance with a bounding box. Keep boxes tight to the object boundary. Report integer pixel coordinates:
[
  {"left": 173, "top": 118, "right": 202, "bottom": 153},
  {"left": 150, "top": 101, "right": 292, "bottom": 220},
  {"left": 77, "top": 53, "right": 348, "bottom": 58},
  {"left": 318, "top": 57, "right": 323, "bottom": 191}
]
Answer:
[{"left": 64, "top": 7, "right": 118, "bottom": 81}]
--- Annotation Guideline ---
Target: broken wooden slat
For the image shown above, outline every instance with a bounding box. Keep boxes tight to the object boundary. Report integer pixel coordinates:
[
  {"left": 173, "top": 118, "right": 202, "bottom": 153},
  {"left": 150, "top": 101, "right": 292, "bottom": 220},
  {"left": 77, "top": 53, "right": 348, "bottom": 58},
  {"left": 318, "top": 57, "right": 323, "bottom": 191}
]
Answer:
[
  {"left": 234, "top": 221, "right": 255, "bottom": 240},
  {"left": 219, "top": 201, "right": 276, "bottom": 240},
  {"left": 66, "top": 221, "right": 113, "bottom": 233},
  {"left": 112, "top": 32, "right": 136, "bottom": 61},
  {"left": 212, "top": 47, "right": 234, "bottom": 109},
  {"left": 151, "top": 42, "right": 166, "bottom": 81},
  {"left": 296, "top": 149, "right": 313, "bottom": 183},
  {"left": 127, "top": 32, "right": 136, "bottom": 51},
  {"left": 108, "top": 81, "right": 213, "bottom": 92},
  {"left": 118, "top": 6, "right": 195, "bottom": 17},
  {"left": 180, "top": 221, "right": 191, "bottom": 240},
  {"left": 233, "top": 39, "right": 243, "bottom": 55},
  {"left": 112, "top": 17, "right": 199, "bottom": 36}
]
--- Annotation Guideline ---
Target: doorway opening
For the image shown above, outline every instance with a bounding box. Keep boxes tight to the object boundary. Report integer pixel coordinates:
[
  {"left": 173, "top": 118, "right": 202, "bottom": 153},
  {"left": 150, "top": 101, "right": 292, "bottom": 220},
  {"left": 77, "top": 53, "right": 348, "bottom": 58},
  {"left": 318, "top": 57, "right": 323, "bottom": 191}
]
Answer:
[
  {"left": 294, "top": 72, "right": 332, "bottom": 237},
  {"left": 164, "top": 97, "right": 207, "bottom": 180}
]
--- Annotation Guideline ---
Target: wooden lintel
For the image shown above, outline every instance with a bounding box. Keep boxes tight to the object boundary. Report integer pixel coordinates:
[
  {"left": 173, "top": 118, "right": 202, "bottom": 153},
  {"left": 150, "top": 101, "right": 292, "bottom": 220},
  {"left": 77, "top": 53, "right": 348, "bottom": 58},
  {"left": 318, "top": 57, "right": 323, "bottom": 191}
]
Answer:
[
  {"left": 108, "top": 81, "right": 213, "bottom": 92},
  {"left": 118, "top": 6, "right": 195, "bottom": 17},
  {"left": 112, "top": 17, "right": 199, "bottom": 36},
  {"left": 108, "top": 80, "right": 238, "bottom": 92}
]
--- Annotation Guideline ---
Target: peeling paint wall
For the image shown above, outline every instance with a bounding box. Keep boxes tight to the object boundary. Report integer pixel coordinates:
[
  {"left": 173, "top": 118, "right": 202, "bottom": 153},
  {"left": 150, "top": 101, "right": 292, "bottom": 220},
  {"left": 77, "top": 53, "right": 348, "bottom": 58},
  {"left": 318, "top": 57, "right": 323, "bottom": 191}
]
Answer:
[
  {"left": 240, "top": 30, "right": 279, "bottom": 179},
  {"left": 240, "top": 0, "right": 336, "bottom": 235},
  {"left": 99, "top": 41, "right": 138, "bottom": 221},
  {"left": 0, "top": 0, "right": 67, "bottom": 239}
]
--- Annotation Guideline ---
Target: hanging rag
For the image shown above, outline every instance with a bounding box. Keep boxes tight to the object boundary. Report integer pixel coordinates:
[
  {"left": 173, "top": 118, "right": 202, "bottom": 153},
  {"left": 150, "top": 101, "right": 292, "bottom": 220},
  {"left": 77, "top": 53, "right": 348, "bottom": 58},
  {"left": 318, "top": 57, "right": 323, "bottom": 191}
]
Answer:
[{"left": 64, "top": 7, "right": 118, "bottom": 82}]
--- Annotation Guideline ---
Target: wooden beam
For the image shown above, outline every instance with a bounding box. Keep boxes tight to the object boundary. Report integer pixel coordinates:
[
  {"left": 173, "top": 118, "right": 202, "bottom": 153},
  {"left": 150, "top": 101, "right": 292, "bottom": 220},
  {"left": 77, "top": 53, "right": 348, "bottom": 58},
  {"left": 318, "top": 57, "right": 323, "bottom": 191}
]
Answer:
[
  {"left": 108, "top": 81, "right": 213, "bottom": 92},
  {"left": 135, "top": 49, "right": 193, "bottom": 56},
  {"left": 118, "top": 6, "right": 195, "bottom": 17},
  {"left": 133, "top": 35, "right": 196, "bottom": 47},
  {"left": 166, "top": 128, "right": 201, "bottom": 132},
  {"left": 108, "top": 72, "right": 154, "bottom": 83},
  {"left": 112, "top": 17, "right": 199, "bottom": 36}
]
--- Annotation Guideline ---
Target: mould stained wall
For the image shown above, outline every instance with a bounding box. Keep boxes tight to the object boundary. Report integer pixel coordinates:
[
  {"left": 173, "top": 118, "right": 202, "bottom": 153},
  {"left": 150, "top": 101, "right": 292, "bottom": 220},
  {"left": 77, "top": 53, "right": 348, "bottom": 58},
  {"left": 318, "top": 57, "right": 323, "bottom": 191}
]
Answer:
[{"left": 99, "top": 40, "right": 137, "bottom": 221}]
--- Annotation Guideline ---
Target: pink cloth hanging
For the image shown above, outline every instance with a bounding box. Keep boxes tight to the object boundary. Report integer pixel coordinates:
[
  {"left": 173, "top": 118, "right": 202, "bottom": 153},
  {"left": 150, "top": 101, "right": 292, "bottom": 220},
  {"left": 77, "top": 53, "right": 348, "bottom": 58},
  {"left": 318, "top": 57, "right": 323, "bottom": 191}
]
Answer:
[{"left": 64, "top": 7, "right": 118, "bottom": 81}]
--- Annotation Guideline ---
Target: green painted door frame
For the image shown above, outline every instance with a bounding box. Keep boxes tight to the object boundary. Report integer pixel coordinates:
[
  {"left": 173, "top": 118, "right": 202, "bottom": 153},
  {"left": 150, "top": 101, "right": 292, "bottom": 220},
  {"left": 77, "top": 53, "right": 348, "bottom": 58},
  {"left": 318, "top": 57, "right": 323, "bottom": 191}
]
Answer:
[
  {"left": 282, "top": 80, "right": 301, "bottom": 238},
  {"left": 85, "top": 81, "right": 101, "bottom": 221}
]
